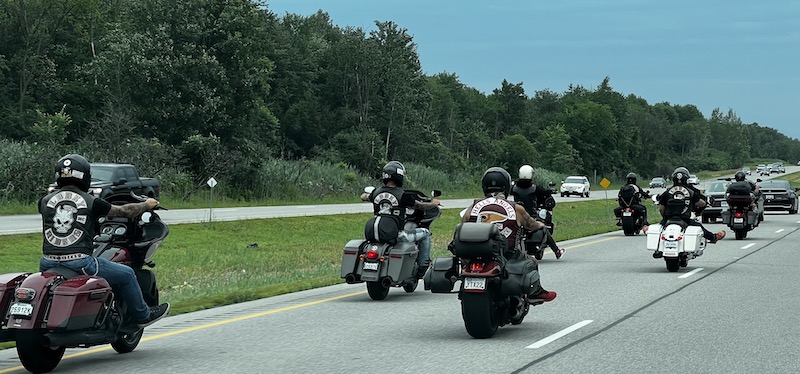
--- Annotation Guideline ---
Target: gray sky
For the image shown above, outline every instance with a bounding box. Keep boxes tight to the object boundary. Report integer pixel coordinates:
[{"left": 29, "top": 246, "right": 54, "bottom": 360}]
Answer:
[{"left": 267, "top": 0, "right": 800, "bottom": 140}]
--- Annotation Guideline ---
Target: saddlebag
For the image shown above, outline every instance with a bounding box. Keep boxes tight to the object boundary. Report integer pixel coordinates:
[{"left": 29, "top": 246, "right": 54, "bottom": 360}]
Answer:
[
  {"left": 47, "top": 276, "right": 112, "bottom": 330},
  {"left": 0, "top": 272, "right": 30, "bottom": 341},
  {"left": 452, "top": 223, "right": 507, "bottom": 259},
  {"left": 501, "top": 258, "right": 539, "bottom": 296},
  {"left": 385, "top": 241, "right": 419, "bottom": 283},
  {"left": 340, "top": 239, "right": 367, "bottom": 281},
  {"left": 423, "top": 256, "right": 458, "bottom": 293},
  {"left": 645, "top": 224, "right": 663, "bottom": 250}
]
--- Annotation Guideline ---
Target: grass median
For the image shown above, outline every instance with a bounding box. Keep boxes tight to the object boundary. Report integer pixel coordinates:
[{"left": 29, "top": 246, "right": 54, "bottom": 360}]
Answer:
[{"left": 1, "top": 199, "right": 633, "bottom": 316}]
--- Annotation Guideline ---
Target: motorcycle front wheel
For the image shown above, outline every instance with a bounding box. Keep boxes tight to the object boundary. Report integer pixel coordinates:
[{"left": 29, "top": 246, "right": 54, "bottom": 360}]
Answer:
[
  {"left": 460, "top": 290, "right": 499, "bottom": 339},
  {"left": 15, "top": 330, "right": 66, "bottom": 373}
]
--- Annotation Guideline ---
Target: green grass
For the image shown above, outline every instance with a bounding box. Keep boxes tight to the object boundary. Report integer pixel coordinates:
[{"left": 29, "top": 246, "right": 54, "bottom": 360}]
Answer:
[{"left": 0, "top": 199, "right": 631, "bottom": 316}]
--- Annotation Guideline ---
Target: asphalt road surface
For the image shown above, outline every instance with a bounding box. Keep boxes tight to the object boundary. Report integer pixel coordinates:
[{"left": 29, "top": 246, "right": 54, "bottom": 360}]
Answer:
[{"left": 1, "top": 210, "right": 800, "bottom": 373}]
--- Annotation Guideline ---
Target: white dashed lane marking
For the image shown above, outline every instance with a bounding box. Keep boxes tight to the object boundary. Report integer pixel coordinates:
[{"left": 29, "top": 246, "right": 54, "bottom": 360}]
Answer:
[
  {"left": 679, "top": 268, "right": 704, "bottom": 279},
  {"left": 742, "top": 243, "right": 756, "bottom": 249},
  {"left": 526, "top": 320, "right": 593, "bottom": 349},
  {"left": 775, "top": 229, "right": 785, "bottom": 233}
]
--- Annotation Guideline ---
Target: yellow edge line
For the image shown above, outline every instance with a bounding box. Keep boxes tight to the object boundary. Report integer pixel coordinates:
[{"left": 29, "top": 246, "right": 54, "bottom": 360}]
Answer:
[
  {"left": 0, "top": 291, "right": 365, "bottom": 373},
  {"left": 562, "top": 236, "right": 620, "bottom": 251}
]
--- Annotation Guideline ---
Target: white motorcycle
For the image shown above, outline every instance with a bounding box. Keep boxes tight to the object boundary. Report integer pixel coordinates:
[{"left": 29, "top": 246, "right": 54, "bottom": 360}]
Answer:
[{"left": 646, "top": 217, "right": 706, "bottom": 272}]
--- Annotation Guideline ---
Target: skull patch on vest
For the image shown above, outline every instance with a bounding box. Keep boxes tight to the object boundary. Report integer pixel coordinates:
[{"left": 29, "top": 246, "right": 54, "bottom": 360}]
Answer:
[{"left": 44, "top": 191, "right": 89, "bottom": 247}]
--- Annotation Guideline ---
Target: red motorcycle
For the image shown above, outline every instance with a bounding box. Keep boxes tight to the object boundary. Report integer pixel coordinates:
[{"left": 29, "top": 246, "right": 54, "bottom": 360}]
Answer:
[{"left": 0, "top": 195, "right": 168, "bottom": 373}]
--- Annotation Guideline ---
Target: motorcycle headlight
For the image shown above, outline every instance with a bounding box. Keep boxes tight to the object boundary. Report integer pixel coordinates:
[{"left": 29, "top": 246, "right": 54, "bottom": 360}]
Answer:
[{"left": 90, "top": 187, "right": 103, "bottom": 195}]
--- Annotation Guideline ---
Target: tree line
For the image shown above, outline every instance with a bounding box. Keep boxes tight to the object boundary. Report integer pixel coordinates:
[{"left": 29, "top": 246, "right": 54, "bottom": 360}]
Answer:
[{"left": 1, "top": 0, "right": 798, "bottom": 203}]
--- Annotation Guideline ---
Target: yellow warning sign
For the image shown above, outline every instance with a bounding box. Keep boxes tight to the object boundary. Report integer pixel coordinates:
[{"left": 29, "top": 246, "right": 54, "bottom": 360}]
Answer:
[{"left": 599, "top": 178, "right": 611, "bottom": 189}]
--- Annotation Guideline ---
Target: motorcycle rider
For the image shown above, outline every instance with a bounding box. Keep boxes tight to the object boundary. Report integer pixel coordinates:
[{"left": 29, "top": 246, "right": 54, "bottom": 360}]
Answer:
[
  {"left": 651, "top": 167, "right": 726, "bottom": 258},
  {"left": 360, "top": 161, "right": 440, "bottom": 278},
  {"left": 39, "top": 154, "right": 170, "bottom": 328},
  {"left": 614, "top": 172, "right": 651, "bottom": 228},
  {"left": 510, "top": 164, "right": 564, "bottom": 260},
  {"left": 727, "top": 171, "right": 761, "bottom": 211},
  {"left": 461, "top": 167, "right": 557, "bottom": 303}
]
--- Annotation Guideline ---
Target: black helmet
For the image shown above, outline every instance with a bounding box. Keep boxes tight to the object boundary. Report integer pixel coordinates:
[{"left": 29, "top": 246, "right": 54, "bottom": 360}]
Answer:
[
  {"left": 382, "top": 161, "right": 405, "bottom": 187},
  {"left": 734, "top": 171, "right": 746, "bottom": 182},
  {"left": 55, "top": 154, "right": 92, "bottom": 192},
  {"left": 672, "top": 167, "right": 690, "bottom": 185},
  {"left": 482, "top": 167, "right": 512, "bottom": 197},
  {"left": 626, "top": 172, "right": 637, "bottom": 185}
]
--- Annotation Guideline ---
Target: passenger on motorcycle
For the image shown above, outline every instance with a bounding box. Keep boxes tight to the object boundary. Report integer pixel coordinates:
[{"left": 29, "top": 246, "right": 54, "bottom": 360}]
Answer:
[
  {"left": 614, "top": 172, "right": 651, "bottom": 227},
  {"left": 510, "top": 164, "right": 564, "bottom": 260},
  {"left": 39, "top": 154, "right": 170, "bottom": 327},
  {"left": 652, "top": 167, "right": 726, "bottom": 258},
  {"left": 462, "top": 167, "right": 557, "bottom": 302},
  {"left": 360, "top": 161, "right": 440, "bottom": 278}
]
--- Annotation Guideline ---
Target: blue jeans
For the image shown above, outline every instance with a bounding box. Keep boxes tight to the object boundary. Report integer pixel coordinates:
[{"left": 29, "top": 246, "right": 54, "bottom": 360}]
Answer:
[
  {"left": 398, "top": 228, "right": 431, "bottom": 268},
  {"left": 39, "top": 256, "right": 150, "bottom": 322}
]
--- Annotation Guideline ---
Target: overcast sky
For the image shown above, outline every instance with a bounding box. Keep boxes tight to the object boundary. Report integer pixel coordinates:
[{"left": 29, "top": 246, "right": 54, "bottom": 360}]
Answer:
[{"left": 266, "top": 0, "right": 800, "bottom": 140}]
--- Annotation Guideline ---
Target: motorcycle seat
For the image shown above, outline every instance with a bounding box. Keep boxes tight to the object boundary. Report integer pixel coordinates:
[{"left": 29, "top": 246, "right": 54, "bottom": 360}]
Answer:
[
  {"left": 664, "top": 218, "right": 688, "bottom": 229},
  {"left": 43, "top": 267, "right": 81, "bottom": 279}
]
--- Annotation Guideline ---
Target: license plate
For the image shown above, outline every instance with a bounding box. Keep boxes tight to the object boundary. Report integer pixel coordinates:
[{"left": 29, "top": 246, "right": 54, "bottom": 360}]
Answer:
[
  {"left": 623, "top": 211, "right": 633, "bottom": 217},
  {"left": 9, "top": 303, "right": 33, "bottom": 317},
  {"left": 734, "top": 218, "right": 744, "bottom": 223},
  {"left": 362, "top": 262, "right": 379, "bottom": 271},
  {"left": 463, "top": 277, "right": 486, "bottom": 290},
  {"left": 664, "top": 241, "right": 678, "bottom": 249},
  {"left": 721, "top": 202, "right": 728, "bottom": 208},
  {"left": 766, "top": 195, "right": 774, "bottom": 200}
]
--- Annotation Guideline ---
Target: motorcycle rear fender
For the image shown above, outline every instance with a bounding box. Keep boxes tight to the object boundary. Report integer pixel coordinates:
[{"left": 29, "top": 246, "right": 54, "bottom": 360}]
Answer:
[
  {"left": 47, "top": 276, "right": 112, "bottom": 330},
  {"left": 356, "top": 242, "right": 393, "bottom": 282}
]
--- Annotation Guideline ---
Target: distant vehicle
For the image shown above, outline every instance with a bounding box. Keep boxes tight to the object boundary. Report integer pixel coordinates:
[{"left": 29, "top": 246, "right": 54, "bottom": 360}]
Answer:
[
  {"left": 701, "top": 180, "right": 728, "bottom": 223},
  {"left": 758, "top": 179, "right": 798, "bottom": 214},
  {"left": 774, "top": 163, "right": 785, "bottom": 173},
  {"left": 48, "top": 163, "right": 160, "bottom": 199},
  {"left": 649, "top": 177, "right": 667, "bottom": 189},
  {"left": 741, "top": 166, "right": 751, "bottom": 175},
  {"left": 757, "top": 164, "right": 766, "bottom": 174},
  {"left": 760, "top": 165, "right": 772, "bottom": 176},
  {"left": 560, "top": 176, "right": 591, "bottom": 198},
  {"left": 687, "top": 174, "right": 699, "bottom": 185}
]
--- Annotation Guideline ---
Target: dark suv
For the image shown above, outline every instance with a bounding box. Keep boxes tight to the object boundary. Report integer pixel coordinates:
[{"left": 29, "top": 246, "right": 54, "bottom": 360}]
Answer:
[
  {"left": 702, "top": 180, "right": 728, "bottom": 223},
  {"left": 759, "top": 179, "right": 798, "bottom": 214}
]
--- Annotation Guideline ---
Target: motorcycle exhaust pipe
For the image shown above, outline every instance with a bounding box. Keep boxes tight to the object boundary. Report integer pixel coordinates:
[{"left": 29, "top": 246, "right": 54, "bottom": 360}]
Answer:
[
  {"left": 380, "top": 277, "right": 393, "bottom": 288},
  {"left": 344, "top": 274, "right": 356, "bottom": 284},
  {"left": 42, "top": 330, "right": 113, "bottom": 347}
]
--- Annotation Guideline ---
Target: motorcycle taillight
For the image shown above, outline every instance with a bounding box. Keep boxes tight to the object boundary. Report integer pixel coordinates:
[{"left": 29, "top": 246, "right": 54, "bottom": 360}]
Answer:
[
  {"left": 735, "top": 212, "right": 743, "bottom": 218},
  {"left": 15, "top": 288, "right": 35, "bottom": 302},
  {"left": 366, "top": 250, "right": 379, "bottom": 260},
  {"left": 470, "top": 262, "right": 484, "bottom": 272}
]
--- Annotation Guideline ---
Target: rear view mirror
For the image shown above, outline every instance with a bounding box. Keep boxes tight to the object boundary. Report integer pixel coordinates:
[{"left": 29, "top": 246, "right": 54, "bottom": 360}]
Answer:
[
  {"left": 364, "top": 186, "right": 375, "bottom": 194},
  {"left": 432, "top": 190, "right": 442, "bottom": 197},
  {"left": 548, "top": 181, "right": 556, "bottom": 187}
]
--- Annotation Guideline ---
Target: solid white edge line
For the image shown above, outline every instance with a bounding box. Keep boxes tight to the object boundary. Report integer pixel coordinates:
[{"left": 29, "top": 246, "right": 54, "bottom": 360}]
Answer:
[
  {"left": 678, "top": 267, "right": 704, "bottom": 279},
  {"left": 526, "top": 320, "right": 593, "bottom": 349},
  {"left": 741, "top": 243, "right": 756, "bottom": 249},
  {"left": 775, "top": 229, "right": 785, "bottom": 233}
]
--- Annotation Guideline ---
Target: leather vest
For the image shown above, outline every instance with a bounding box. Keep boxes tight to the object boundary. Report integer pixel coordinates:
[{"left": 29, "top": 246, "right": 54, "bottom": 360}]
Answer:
[
  {"left": 467, "top": 197, "right": 521, "bottom": 250},
  {"left": 40, "top": 187, "right": 97, "bottom": 255},
  {"left": 664, "top": 185, "right": 694, "bottom": 219},
  {"left": 511, "top": 185, "right": 538, "bottom": 216},
  {"left": 371, "top": 186, "right": 406, "bottom": 228}
]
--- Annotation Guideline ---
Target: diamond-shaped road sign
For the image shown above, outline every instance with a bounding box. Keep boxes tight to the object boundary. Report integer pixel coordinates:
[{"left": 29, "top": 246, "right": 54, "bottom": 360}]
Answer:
[{"left": 599, "top": 177, "right": 611, "bottom": 189}]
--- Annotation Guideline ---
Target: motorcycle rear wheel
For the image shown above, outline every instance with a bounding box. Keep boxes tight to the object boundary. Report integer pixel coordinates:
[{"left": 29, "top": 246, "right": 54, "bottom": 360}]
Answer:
[
  {"left": 461, "top": 290, "right": 499, "bottom": 339},
  {"left": 16, "top": 330, "right": 65, "bottom": 373},
  {"left": 665, "top": 258, "right": 680, "bottom": 272},
  {"left": 735, "top": 229, "right": 747, "bottom": 240},
  {"left": 622, "top": 217, "right": 636, "bottom": 236},
  {"left": 366, "top": 281, "right": 390, "bottom": 300},
  {"left": 111, "top": 328, "right": 143, "bottom": 353}
]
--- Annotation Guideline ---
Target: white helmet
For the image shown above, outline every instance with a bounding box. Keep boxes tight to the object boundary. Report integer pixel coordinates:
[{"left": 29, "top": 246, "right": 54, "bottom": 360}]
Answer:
[{"left": 518, "top": 165, "right": 534, "bottom": 180}]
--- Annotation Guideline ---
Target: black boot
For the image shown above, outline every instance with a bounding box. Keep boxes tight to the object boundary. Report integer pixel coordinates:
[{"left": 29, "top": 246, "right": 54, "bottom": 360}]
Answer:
[{"left": 652, "top": 251, "right": 663, "bottom": 259}]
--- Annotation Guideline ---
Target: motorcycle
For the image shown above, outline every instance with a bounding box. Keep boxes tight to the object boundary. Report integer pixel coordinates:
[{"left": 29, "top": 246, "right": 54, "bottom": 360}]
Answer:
[
  {"left": 719, "top": 178, "right": 763, "bottom": 240},
  {"left": 618, "top": 190, "right": 650, "bottom": 236},
  {"left": 340, "top": 187, "right": 441, "bottom": 300},
  {"left": 442, "top": 222, "right": 542, "bottom": 338},
  {"left": 523, "top": 209, "right": 554, "bottom": 260},
  {"left": 0, "top": 193, "right": 168, "bottom": 373},
  {"left": 646, "top": 215, "right": 706, "bottom": 272}
]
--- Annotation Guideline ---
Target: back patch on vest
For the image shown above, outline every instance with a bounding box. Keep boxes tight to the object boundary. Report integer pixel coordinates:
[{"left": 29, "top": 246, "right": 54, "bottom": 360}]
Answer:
[{"left": 45, "top": 191, "right": 88, "bottom": 247}]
